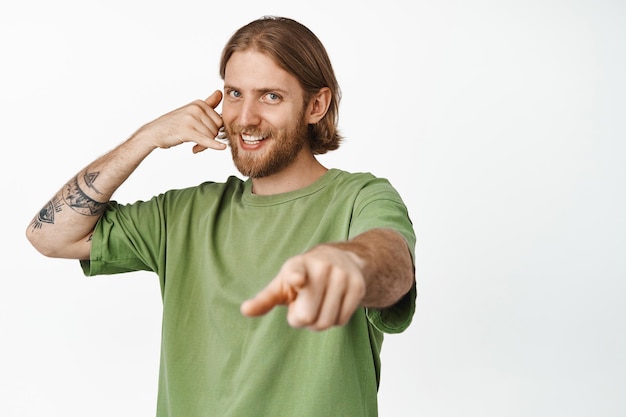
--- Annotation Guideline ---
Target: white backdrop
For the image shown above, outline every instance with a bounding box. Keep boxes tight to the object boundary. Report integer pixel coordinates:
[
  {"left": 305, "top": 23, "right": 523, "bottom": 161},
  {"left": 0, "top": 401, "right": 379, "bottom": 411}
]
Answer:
[{"left": 1, "top": 1, "right": 625, "bottom": 416}]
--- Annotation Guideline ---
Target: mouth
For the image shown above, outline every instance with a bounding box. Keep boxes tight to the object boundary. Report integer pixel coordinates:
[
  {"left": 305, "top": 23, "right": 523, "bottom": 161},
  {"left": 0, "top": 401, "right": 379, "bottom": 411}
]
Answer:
[{"left": 241, "top": 133, "right": 268, "bottom": 146}]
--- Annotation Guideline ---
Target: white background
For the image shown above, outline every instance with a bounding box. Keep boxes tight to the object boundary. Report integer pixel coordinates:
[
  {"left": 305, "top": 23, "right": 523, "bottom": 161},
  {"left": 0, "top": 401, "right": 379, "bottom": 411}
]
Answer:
[{"left": 1, "top": 0, "right": 625, "bottom": 416}]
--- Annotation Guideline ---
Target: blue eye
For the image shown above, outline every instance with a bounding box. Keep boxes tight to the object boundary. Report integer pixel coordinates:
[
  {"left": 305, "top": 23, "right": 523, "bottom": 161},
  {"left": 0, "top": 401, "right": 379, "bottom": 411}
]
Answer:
[
  {"left": 225, "top": 88, "right": 241, "bottom": 98},
  {"left": 265, "top": 92, "right": 280, "bottom": 102}
]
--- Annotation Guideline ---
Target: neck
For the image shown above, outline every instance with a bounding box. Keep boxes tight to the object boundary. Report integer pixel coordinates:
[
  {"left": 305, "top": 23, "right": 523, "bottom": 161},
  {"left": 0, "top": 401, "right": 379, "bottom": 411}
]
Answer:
[{"left": 250, "top": 151, "right": 327, "bottom": 195}]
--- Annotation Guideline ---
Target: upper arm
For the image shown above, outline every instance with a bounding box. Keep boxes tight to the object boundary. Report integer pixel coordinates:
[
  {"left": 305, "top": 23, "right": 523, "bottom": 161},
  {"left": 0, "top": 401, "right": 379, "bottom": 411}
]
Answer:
[{"left": 349, "top": 178, "right": 416, "bottom": 263}]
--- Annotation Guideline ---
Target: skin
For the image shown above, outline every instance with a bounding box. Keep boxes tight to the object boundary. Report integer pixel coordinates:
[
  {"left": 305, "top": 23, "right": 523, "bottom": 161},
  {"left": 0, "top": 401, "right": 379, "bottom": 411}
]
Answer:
[{"left": 26, "top": 49, "right": 415, "bottom": 331}]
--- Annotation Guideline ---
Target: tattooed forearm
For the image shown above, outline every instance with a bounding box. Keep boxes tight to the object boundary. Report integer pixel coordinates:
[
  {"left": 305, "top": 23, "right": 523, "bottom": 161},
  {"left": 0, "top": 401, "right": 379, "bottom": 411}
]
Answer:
[
  {"left": 83, "top": 171, "right": 102, "bottom": 194},
  {"left": 29, "top": 173, "right": 107, "bottom": 230},
  {"left": 30, "top": 195, "right": 64, "bottom": 230},
  {"left": 63, "top": 174, "right": 107, "bottom": 216},
  {"left": 28, "top": 171, "right": 108, "bottom": 232}
]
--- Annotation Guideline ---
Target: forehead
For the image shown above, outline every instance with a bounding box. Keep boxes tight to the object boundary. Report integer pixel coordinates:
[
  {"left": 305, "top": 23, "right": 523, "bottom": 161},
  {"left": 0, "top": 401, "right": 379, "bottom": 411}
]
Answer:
[{"left": 224, "top": 50, "right": 303, "bottom": 95}]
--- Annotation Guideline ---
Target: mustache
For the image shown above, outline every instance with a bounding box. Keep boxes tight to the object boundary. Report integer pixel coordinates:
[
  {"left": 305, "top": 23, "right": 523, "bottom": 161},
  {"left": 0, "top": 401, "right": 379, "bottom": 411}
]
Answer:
[{"left": 218, "top": 125, "right": 274, "bottom": 142}]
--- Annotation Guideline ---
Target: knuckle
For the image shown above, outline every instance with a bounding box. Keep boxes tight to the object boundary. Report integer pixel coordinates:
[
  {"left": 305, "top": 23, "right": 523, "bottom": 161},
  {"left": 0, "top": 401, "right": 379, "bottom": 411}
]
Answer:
[
  {"left": 287, "top": 314, "right": 305, "bottom": 328},
  {"left": 289, "top": 307, "right": 316, "bottom": 327},
  {"left": 185, "top": 101, "right": 205, "bottom": 117},
  {"left": 335, "top": 316, "right": 348, "bottom": 327},
  {"left": 308, "top": 323, "right": 326, "bottom": 332},
  {"left": 315, "top": 317, "right": 335, "bottom": 331},
  {"left": 190, "top": 99, "right": 206, "bottom": 109}
]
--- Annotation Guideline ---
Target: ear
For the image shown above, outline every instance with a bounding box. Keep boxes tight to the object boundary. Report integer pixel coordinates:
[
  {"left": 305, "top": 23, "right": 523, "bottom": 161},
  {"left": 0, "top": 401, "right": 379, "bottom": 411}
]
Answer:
[{"left": 305, "top": 87, "right": 332, "bottom": 124}]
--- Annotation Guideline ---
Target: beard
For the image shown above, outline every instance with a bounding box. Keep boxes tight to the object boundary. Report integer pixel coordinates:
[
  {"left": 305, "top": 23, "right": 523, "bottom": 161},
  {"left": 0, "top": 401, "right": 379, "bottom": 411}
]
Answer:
[{"left": 224, "top": 111, "right": 309, "bottom": 178}]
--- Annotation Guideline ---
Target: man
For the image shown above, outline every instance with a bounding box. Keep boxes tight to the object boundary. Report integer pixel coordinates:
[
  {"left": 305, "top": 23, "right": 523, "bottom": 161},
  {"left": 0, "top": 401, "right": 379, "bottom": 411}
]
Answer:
[{"left": 26, "top": 16, "right": 416, "bottom": 417}]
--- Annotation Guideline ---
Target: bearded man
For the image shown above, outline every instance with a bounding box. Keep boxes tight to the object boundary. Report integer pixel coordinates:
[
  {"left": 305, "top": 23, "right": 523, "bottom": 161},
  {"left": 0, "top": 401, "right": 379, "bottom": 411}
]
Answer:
[{"left": 26, "top": 16, "right": 416, "bottom": 417}]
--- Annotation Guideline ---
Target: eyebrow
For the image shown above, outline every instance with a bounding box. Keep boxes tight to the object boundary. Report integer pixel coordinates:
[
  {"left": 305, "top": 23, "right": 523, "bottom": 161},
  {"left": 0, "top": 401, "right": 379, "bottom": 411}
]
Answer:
[{"left": 224, "top": 85, "right": 290, "bottom": 96}]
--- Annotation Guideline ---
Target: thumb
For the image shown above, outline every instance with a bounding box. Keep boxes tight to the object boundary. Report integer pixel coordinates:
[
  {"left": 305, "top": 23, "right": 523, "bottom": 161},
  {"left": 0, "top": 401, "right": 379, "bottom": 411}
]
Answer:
[{"left": 205, "top": 89, "right": 223, "bottom": 109}]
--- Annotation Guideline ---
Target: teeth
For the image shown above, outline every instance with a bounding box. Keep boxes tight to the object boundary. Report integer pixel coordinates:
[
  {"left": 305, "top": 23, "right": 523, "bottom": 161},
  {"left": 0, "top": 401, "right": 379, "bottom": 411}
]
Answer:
[{"left": 242, "top": 134, "right": 265, "bottom": 145}]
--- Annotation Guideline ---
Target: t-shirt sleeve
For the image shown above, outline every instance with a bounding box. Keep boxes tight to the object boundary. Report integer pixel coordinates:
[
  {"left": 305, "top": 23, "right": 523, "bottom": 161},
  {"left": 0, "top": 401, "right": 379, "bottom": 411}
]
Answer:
[
  {"left": 80, "top": 198, "right": 165, "bottom": 277},
  {"left": 348, "top": 176, "right": 417, "bottom": 334},
  {"left": 366, "top": 281, "right": 417, "bottom": 334}
]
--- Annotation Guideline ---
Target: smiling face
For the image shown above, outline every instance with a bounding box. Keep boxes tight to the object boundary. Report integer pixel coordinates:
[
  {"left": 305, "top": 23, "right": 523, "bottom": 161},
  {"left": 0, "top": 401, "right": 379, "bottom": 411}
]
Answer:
[{"left": 222, "top": 50, "right": 313, "bottom": 178}]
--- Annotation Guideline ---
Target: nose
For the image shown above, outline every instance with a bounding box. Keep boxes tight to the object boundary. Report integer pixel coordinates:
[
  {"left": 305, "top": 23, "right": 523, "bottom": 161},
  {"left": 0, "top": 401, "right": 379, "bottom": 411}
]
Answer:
[{"left": 238, "top": 98, "right": 262, "bottom": 127}]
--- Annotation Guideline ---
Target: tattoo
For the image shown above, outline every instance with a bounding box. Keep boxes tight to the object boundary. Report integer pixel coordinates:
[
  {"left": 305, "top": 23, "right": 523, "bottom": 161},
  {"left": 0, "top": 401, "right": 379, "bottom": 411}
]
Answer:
[
  {"left": 30, "top": 195, "right": 64, "bottom": 230},
  {"left": 62, "top": 175, "right": 107, "bottom": 216},
  {"left": 83, "top": 171, "right": 102, "bottom": 194}
]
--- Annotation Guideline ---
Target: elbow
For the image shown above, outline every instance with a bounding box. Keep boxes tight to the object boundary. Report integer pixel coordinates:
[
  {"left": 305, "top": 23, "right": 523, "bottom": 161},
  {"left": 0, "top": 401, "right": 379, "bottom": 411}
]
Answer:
[
  {"left": 25, "top": 227, "right": 56, "bottom": 258},
  {"left": 25, "top": 226, "right": 92, "bottom": 260},
  {"left": 25, "top": 225, "right": 71, "bottom": 259},
  {"left": 397, "top": 259, "right": 416, "bottom": 304}
]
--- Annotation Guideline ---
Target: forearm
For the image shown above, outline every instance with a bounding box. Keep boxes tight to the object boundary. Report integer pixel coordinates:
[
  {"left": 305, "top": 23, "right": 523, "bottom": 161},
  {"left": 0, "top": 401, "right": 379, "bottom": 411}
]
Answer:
[
  {"left": 328, "top": 228, "right": 415, "bottom": 308},
  {"left": 26, "top": 134, "right": 156, "bottom": 259},
  {"left": 27, "top": 92, "right": 225, "bottom": 260}
]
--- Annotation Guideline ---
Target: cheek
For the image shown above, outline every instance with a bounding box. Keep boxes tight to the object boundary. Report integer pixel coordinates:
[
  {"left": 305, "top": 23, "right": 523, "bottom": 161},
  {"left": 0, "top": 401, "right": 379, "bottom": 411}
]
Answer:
[
  {"left": 264, "top": 110, "right": 299, "bottom": 130},
  {"left": 220, "top": 105, "right": 235, "bottom": 125}
]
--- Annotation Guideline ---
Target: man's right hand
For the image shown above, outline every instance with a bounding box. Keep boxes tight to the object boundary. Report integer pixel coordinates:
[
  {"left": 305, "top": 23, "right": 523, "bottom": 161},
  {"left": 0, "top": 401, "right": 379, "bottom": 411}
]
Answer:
[
  {"left": 133, "top": 89, "right": 227, "bottom": 154},
  {"left": 26, "top": 90, "right": 228, "bottom": 260}
]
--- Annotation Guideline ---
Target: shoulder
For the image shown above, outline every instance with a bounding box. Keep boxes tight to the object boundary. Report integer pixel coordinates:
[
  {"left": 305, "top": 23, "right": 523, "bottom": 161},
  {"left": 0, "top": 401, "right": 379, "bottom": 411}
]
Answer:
[
  {"left": 330, "top": 169, "right": 402, "bottom": 198},
  {"left": 327, "top": 169, "right": 382, "bottom": 188},
  {"left": 106, "top": 176, "right": 246, "bottom": 212}
]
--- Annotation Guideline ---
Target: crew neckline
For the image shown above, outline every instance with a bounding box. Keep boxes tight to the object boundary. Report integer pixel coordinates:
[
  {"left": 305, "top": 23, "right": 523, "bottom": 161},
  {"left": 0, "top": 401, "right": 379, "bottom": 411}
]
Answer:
[{"left": 242, "top": 168, "right": 343, "bottom": 206}]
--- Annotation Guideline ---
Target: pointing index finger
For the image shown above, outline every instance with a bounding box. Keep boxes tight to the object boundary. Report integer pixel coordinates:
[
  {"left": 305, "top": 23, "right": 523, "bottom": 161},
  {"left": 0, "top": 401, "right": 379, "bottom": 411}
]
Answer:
[
  {"left": 240, "top": 258, "right": 307, "bottom": 317},
  {"left": 240, "top": 279, "right": 297, "bottom": 317}
]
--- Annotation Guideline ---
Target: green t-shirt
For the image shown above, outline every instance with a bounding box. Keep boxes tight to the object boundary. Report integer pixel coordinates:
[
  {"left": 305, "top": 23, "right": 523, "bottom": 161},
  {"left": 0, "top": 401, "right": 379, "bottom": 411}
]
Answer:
[{"left": 81, "top": 168, "right": 416, "bottom": 417}]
